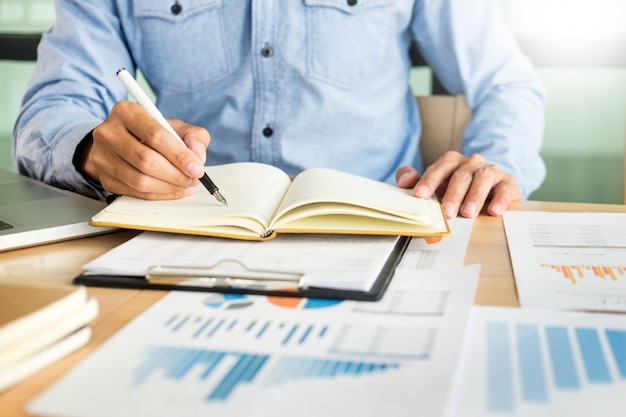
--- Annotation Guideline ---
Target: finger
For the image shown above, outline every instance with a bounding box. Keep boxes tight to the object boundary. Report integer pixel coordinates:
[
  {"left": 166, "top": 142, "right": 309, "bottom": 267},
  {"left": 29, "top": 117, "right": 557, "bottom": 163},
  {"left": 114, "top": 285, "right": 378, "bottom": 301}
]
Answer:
[
  {"left": 119, "top": 102, "right": 205, "bottom": 182},
  {"left": 98, "top": 150, "right": 197, "bottom": 200},
  {"left": 92, "top": 104, "right": 199, "bottom": 198},
  {"left": 457, "top": 165, "right": 520, "bottom": 218},
  {"left": 413, "top": 151, "right": 464, "bottom": 198},
  {"left": 456, "top": 164, "right": 502, "bottom": 218},
  {"left": 125, "top": 135, "right": 197, "bottom": 188},
  {"left": 486, "top": 177, "right": 521, "bottom": 216},
  {"left": 103, "top": 175, "right": 196, "bottom": 200},
  {"left": 170, "top": 119, "right": 210, "bottom": 164},
  {"left": 395, "top": 166, "right": 420, "bottom": 188},
  {"left": 437, "top": 154, "right": 486, "bottom": 217}
]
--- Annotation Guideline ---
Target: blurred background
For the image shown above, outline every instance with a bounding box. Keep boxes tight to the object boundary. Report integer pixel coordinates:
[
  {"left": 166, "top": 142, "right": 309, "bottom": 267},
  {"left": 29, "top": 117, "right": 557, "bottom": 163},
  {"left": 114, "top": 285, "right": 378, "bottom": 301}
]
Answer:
[{"left": 1, "top": 0, "right": 625, "bottom": 203}]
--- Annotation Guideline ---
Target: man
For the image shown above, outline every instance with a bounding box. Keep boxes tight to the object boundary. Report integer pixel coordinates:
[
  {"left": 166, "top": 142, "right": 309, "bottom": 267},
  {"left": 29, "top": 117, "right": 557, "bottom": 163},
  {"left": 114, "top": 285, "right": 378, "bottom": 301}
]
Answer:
[{"left": 13, "top": 0, "right": 546, "bottom": 219}]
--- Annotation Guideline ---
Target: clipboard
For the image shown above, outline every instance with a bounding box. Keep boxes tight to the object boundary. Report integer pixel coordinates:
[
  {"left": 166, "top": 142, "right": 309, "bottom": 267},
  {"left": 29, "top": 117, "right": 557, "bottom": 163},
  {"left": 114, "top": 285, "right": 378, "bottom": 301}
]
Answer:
[{"left": 72, "top": 236, "right": 410, "bottom": 301}]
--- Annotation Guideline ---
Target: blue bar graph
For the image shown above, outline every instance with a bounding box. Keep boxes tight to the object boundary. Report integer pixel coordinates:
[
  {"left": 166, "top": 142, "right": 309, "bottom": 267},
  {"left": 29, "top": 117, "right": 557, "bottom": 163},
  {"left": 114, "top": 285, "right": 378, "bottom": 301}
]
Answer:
[
  {"left": 545, "top": 326, "right": 580, "bottom": 390},
  {"left": 133, "top": 346, "right": 269, "bottom": 401},
  {"left": 575, "top": 328, "right": 611, "bottom": 383},
  {"left": 484, "top": 321, "right": 626, "bottom": 414},
  {"left": 605, "top": 329, "right": 626, "bottom": 378},
  {"left": 486, "top": 322, "right": 514, "bottom": 413},
  {"left": 263, "top": 356, "right": 399, "bottom": 386},
  {"left": 163, "top": 314, "right": 329, "bottom": 347},
  {"left": 133, "top": 345, "right": 400, "bottom": 402},
  {"left": 516, "top": 324, "right": 548, "bottom": 402}
]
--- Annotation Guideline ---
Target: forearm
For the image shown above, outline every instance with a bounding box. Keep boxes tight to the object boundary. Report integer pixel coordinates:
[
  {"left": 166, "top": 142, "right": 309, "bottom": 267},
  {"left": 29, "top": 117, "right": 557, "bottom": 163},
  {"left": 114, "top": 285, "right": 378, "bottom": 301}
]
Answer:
[
  {"left": 12, "top": 0, "right": 132, "bottom": 198},
  {"left": 14, "top": 103, "right": 105, "bottom": 199}
]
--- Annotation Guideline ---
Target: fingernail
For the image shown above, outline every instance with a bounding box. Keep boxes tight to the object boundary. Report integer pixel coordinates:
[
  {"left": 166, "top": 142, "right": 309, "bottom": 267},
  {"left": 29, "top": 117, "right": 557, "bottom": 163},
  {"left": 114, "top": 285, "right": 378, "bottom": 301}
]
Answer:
[
  {"left": 415, "top": 184, "right": 429, "bottom": 198},
  {"left": 462, "top": 202, "right": 478, "bottom": 217},
  {"left": 184, "top": 187, "right": 196, "bottom": 196},
  {"left": 398, "top": 172, "right": 411, "bottom": 185},
  {"left": 491, "top": 203, "right": 503, "bottom": 215},
  {"left": 187, "top": 161, "right": 204, "bottom": 178},
  {"left": 443, "top": 202, "right": 457, "bottom": 217}
]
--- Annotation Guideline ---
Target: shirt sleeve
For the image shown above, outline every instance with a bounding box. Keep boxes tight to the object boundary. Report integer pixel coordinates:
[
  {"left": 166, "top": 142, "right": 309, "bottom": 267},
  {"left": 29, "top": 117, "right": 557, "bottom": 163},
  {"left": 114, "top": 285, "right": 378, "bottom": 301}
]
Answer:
[
  {"left": 12, "top": 0, "right": 134, "bottom": 200},
  {"left": 411, "top": 0, "right": 547, "bottom": 199}
]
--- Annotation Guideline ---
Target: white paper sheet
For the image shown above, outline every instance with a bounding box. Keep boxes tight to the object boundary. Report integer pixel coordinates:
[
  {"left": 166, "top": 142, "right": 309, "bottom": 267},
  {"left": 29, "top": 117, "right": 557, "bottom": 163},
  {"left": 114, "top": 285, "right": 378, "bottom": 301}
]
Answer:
[
  {"left": 28, "top": 264, "right": 480, "bottom": 417},
  {"left": 503, "top": 211, "right": 626, "bottom": 312},
  {"left": 446, "top": 305, "right": 626, "bottom": 417},
  {"left": 398, "top": 218, "right": 473, "bottom": 270}
]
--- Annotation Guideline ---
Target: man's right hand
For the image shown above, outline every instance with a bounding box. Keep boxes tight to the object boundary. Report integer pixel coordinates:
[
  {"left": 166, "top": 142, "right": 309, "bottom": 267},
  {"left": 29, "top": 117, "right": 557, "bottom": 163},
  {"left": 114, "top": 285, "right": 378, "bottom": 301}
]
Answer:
[{"left": 80, "top": 100, "right": 211, "bottom": 200}]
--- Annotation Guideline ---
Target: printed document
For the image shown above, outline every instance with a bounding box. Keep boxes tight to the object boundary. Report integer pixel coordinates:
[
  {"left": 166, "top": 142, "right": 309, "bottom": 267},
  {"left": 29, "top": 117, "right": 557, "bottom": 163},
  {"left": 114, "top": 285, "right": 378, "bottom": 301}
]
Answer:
[
  {"left": 28, "top": 264, "right": 480, "bottom": 417},
  {"left": 446, "top": 305, "right": 626, "bottom": 417},
  {"left": 503, "top": 211, "right": 626, "bottom": 312}
]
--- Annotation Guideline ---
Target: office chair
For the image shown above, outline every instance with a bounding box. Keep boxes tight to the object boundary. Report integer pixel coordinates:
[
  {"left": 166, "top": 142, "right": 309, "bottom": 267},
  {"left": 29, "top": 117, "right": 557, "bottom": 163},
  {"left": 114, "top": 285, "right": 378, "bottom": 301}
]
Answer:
[
  {"left": 416, "top": 95, "right": 472, "bottom": 169},
  {"left": 0, "top": 33, "right": 40, "bottom": 61},
  {"left": 623, "top": 119, "right": 626, "bottom": 204}
]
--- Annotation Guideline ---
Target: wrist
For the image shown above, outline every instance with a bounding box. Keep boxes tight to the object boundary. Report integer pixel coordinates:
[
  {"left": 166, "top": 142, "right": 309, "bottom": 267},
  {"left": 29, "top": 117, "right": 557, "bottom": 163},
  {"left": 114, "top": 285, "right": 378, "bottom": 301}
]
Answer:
[{"left": 72, "top": 129, "right": 100, "bottom": 184}]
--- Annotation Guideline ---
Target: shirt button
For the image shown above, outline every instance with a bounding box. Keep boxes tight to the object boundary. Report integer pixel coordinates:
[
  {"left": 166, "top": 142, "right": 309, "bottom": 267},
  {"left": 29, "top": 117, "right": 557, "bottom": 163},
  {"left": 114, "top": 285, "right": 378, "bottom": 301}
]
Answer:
[
  {"left": 262, "top": 127, "right": 274, "bottom": 137},
  {"left": 347, "top": 0, "right": 357, "bottom": 5},
  {"left": 171, "top": 2, "right": 182, "bottom": 15},
  {"left": 261, "top": 46, "right": 274, "bottom": 58}
]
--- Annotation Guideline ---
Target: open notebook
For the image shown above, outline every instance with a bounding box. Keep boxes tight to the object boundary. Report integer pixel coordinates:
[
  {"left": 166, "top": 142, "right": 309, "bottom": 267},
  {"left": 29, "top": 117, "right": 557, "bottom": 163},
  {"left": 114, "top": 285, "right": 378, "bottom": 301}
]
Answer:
[
  {"left": 0, "top": 168, "right": 115, "bottom": 252},
  {"left": 90, "top": 162, "right": 450, "bottom": 241}
]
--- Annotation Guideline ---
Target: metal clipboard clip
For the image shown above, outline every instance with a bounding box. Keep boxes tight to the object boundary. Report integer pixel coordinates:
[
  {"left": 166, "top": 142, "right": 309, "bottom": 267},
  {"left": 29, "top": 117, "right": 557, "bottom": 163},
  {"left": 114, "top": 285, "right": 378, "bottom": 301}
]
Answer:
[{"left": 146, "top": 259, "right": 305, "bottom": 290}]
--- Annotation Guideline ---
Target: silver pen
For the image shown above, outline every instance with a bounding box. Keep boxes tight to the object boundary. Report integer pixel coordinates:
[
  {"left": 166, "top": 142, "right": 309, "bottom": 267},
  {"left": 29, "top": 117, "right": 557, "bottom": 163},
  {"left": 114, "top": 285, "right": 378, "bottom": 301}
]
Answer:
[{"left": 116, "top": 68, "right": 227, "bottom": 206}]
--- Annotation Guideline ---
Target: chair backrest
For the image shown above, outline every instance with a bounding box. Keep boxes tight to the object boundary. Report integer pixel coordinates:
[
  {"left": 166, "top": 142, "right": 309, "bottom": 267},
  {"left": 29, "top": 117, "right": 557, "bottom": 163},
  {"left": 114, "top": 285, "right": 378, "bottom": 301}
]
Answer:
[
  {"left": 417, "top": 95, "right": 472, "bottom": 168},
  {"left": 0, "top": 33, "right": 40, "bottom": 61},
  {"left": 623, "top": 120, "right": 626, "bottom": 204}
]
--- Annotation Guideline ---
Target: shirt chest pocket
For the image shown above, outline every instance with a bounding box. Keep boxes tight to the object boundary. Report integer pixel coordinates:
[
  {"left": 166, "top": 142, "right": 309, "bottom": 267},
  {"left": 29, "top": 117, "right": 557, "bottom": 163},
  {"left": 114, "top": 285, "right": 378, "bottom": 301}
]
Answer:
[
  {"left": 304, "top": 0, "right": 394, "bottom": 90},
  {"left": 133, "top": 0, "right": 231, "bottom": 92}
]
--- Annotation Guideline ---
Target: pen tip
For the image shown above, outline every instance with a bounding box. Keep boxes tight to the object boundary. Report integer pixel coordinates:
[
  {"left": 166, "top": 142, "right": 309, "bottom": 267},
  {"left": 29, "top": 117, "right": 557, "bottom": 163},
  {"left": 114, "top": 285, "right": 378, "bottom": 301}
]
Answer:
[{"left": 213, "top": 191, "right": 228, "bottom": 206}]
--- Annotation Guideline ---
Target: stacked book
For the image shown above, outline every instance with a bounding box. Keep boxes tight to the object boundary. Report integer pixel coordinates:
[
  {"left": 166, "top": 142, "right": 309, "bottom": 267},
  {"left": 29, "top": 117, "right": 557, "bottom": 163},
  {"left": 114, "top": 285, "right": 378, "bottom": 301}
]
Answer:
[{"left": 0, "top": 281, "right": 98, "bottom": 392}]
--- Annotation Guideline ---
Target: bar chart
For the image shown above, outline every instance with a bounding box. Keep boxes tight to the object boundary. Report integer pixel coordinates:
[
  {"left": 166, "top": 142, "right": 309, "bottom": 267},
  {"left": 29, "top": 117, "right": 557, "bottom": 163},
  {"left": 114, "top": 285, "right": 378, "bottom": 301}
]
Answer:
[
  {"left": 486, "top": 322, "right": 626, "bottom": 412},
  {"left": 163, "top": 311, "right": 331, "bottom": 347},
  {"left": 541, "top": 264, "right": 626, "bottom": 284},
  {"left": 449, "top": 306, "right": 626, "bottom": 417},
  {"left": 138, "top": 293, "right": 439, "bottom": 404},
  {"left": 132, "top": 345, "right": 400, "bottom": 402}
]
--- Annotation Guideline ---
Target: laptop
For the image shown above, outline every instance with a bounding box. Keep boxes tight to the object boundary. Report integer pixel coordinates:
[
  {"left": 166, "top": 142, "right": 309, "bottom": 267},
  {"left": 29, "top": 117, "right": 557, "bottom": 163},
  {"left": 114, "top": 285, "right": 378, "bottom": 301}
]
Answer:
[{"left": 0, "top": 168, "right": 115, "bottom": 252}]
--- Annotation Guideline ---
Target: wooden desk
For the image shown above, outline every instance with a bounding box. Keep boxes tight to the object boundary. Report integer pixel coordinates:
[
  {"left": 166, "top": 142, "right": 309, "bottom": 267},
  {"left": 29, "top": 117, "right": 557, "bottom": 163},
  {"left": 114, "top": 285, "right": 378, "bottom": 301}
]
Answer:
[{"left": 0, "top": 200, "right": 624, "bottom": 416}]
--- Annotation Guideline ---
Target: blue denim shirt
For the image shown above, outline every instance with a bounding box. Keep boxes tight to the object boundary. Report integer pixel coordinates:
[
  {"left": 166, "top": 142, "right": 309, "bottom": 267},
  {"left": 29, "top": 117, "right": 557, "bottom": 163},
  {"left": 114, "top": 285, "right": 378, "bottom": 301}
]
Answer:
[{"left": 13, "top": 0, "right": 546, "bottom": 200}]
